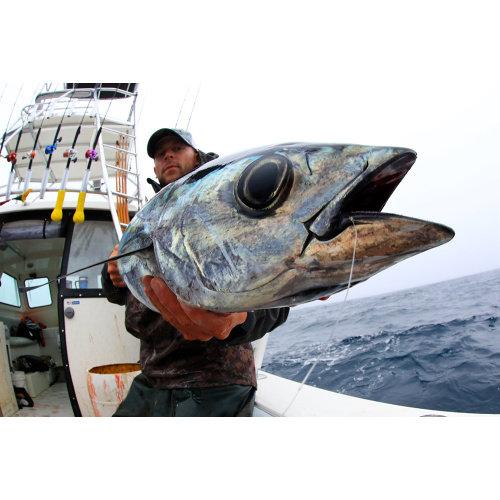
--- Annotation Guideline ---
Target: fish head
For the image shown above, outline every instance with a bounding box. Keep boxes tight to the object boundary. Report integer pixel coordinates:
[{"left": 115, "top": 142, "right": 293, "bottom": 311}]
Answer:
[{"left": 118, "top": 143, "right": 454, "bottom": 312}]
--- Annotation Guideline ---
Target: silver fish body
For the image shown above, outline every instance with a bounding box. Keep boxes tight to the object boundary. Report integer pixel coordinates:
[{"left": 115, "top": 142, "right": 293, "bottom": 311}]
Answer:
[{"left": 118, "top": 143, "right": 454, "bottom": 312}]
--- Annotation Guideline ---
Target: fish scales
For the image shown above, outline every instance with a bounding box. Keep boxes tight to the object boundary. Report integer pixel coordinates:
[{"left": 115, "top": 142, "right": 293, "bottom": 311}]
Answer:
[{"left": 118, "top": 143, "right": 454, "bottom": 313}]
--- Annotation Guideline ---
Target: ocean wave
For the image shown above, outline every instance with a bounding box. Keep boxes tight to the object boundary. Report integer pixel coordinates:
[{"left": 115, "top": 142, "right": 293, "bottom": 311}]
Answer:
[{"left": 263, "top": 271, "right": 500, "bottom": 413}]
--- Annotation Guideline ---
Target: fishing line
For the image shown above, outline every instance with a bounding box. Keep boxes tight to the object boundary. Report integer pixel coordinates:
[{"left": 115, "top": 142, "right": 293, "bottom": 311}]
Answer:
[{"left": 280, "top": 217, "right": 358, "bottom": 417}]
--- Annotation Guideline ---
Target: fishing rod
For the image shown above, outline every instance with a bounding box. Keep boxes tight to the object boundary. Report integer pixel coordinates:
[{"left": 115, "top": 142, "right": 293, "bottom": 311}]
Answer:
[
  {"left": 0, "top": 83, "right": 7, "bottom": 107},
  {"left": 186, "top": 84, "right": 201, "bottom": 131},
  {"left": 51, "top": 90, "right": 95, "bottom": 221},
  {"left": 39, "top": 93, "right": 74, "bottom": 198},
  {"left": 3, "top": 86, "right": 42, "bottom": 204},
  {"left": 175, "top": 85, "right": 191, "bottom": 128},
  {"left": 72, "top": 121, "right": 101, "bottom": 223},
  {"left": 22, "top": 104, "right": 49, "bottom": 194},
  {"left": 5, "top": 127, "right": 26, "bottom": 202},
  {"left": 0, "top": 189, "right": 31, "bottom": 207},
  {"left": 0, "top": 85, "right": 23, "bottom": 158},
  {"left": 73, "top": 84, "right": 120, "bottom": 224},
  {"left": 19, "top": 242, "right": 152, "bottom": 293},
  {"left": 1, "top": 113, "right": 32, "bottom": 206},
  {"left": 2, "top": 86, "right": 41, "bottom": 203}
]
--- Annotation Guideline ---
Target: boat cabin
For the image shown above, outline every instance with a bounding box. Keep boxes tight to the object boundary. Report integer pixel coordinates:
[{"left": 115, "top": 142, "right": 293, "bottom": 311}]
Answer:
[{"left": 0, "top": 84, "right": 141, "bottom": 417}]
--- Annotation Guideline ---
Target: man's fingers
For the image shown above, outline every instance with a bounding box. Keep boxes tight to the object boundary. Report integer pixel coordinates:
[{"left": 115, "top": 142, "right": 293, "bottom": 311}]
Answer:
[
  {"left": 108, "top": 245, "right": 127, "bottom": 287},
  {"left": 142, "top": 276, "right": 245, "bottom": 341},
  {"left": 143, "top": 276, "right": 183, "bottom": 324}
]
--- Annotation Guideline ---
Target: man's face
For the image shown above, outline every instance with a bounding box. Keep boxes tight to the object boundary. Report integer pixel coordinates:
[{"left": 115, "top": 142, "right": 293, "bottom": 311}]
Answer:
[{"left": 153, "top": 135, "right": 200, "bottom": 186}]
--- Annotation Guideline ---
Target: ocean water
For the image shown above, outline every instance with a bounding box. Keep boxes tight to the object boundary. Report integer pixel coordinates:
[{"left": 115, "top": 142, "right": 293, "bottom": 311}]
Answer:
[{"left": 261, "top": 268, "right": 500, "bottom": 414}]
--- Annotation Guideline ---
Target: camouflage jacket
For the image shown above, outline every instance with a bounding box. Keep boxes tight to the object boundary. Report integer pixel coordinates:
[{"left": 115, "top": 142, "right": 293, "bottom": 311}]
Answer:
[{"left": 102, "top": 266, "right": 289, "bottom": 389}]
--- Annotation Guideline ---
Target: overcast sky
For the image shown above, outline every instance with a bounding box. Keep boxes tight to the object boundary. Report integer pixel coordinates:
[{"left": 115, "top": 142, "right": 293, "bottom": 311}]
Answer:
[{"left": 1, "top": 1, "right": 499, "bottom": 301}]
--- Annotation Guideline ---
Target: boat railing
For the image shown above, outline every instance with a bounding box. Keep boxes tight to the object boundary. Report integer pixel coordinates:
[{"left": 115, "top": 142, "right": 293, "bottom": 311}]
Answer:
[{"left": 1, "top": 84, "right": 143, "bottom": 239}]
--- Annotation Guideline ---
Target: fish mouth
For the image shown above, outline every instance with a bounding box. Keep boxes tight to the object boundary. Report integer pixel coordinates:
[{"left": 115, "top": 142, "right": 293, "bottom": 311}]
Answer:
[
  {"left": 279, "top": 149, "right": 456, "bottom": 306},
  {"left": 302, "top": 147, "right": 456, "bottom": 256},
  {"left": 278, "top": 210, "right": 455, "bottom": 308},
  {"left": 341, "top": 151, "right": 417, "bottom": 214},
  {"left": 306, "top": 150, "right": 418, "bottom": 242}
]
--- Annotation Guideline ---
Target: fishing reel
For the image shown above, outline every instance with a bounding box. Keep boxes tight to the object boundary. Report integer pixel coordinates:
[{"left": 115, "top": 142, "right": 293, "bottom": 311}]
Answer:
[
  {"left": 45, "top": 137, "right": 62, "bottom": 155},
  {"left": 6, "top": 152, "right": 17, "bottom": 163},
  {"left": 63, "top": 149, "right": 78, "bottom": 163},
  {"left": 22, "top": 151, "right": 36, "bottom": 160},
  {"left": 85, "top": 149, "right": 99, "bottom": 160}
]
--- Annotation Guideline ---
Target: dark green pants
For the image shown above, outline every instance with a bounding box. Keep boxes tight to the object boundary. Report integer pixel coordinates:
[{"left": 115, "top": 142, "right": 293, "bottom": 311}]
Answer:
[{"left": 113, "top": 373, "right": 255, "bottom": 417}]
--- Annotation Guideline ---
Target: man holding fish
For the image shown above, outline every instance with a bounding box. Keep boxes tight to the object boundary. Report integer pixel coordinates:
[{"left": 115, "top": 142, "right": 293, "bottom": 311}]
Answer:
[{"left": 102, "top": 128, "right": 290, "bottom": 417}]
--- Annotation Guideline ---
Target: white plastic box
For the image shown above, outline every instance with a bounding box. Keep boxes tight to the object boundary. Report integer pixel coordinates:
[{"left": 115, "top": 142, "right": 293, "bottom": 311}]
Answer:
[{"left": 24, "top": 371, "right": 50, "bottom": 397}]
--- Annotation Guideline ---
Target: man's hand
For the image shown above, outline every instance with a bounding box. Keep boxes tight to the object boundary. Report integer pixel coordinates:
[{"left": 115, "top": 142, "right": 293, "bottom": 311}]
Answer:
[
  {"left": 108, "top": 244, "right": 127, "bottom": 288},
  {"left": 143, "top": 276, "right": 247, "bottom": 342}
]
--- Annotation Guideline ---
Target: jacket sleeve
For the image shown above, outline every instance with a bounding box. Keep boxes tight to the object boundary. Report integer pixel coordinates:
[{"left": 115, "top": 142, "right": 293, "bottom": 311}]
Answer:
[
  {"left": 219, "top": 307, "right": 290, "bottom": 346},
  {"left": 101, "top": 263, "right": 128, "bottom": 306},
  {"left": 101, "top": 260, "right": 290, "bottom": 344}
]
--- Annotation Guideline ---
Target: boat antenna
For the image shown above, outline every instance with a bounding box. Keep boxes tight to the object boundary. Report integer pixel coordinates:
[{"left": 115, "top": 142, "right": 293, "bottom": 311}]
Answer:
[
  {"left": 186, "top": 84, "right": 201, "bottom": 131},
  {"left": 39, "top": 91, "right": 74, "bottom": 198},
  {"left": 175, "top": 86, "right": 191, "bottom": 128},
  {"left": 280, "top": 217, "right": 359, "bottom": 417},
  {"left": 51, "top": 87, "right": 96, "bottom": 221}
]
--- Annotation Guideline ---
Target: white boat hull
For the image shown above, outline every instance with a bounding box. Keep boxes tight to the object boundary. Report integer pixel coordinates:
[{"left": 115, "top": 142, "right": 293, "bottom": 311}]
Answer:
[{"left": 255, "top": 370, "right": 495, "bottom": 417}]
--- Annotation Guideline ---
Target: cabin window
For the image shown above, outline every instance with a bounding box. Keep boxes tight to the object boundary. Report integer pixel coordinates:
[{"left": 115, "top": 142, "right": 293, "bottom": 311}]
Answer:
[
  {"left": 66, "top": 221, "right": 119, "bottom": 289},
  {"left": 25, "top": 277, "right": 53, "bottom": 308},
  {"left": 0, "top": 273, "right": 21, "bottom": 308}
]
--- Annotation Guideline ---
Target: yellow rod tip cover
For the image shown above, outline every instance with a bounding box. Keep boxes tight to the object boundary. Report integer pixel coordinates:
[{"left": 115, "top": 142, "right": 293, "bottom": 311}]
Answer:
[{"left": 73, "top": 192, "right": 86, "bottom": 223}]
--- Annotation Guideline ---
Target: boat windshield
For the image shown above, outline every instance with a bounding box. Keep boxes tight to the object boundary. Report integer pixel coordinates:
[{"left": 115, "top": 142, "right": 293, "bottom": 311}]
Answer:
[{"left": 66, "top": 221, "right": 119, "bottom": 289}]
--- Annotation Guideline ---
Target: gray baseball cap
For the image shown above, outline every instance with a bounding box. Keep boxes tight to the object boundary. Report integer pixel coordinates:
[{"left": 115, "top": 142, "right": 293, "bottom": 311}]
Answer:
[{"left": 147, "top": 128, "right": 198, "bottom": 158}]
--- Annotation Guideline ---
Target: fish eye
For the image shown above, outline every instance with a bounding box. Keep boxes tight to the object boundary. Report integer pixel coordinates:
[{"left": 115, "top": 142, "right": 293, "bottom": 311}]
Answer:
[{"left": 235, "top": 154, "right": 294, "bottom": 216}]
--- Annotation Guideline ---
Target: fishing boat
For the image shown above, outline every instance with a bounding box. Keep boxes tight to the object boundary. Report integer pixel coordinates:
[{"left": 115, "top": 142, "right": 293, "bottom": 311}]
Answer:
[
  {"left": 0, "top": 84, "right": 141, "bottom": 417},
  {"left": 0, "top": 84, "right": 493, "bottom": 418}
]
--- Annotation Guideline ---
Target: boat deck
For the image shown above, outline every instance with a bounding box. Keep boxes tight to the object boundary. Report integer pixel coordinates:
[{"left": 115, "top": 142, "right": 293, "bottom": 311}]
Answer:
[{"left": 12, "top": 382, "right": 74, "bottom": 417}]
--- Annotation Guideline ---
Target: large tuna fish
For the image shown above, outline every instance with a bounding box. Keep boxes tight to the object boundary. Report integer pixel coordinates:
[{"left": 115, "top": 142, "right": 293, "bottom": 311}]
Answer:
[{"left": 118, "top": 143, "right": 454, "bottom": 312}]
